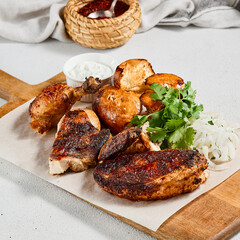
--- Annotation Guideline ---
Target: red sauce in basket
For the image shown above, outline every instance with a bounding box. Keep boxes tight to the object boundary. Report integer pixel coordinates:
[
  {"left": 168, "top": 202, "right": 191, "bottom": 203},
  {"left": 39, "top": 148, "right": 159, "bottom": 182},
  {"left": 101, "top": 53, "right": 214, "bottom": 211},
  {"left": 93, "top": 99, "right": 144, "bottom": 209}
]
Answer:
[{"left": 78, "top": 0, "right": 129, "bottom": 18}]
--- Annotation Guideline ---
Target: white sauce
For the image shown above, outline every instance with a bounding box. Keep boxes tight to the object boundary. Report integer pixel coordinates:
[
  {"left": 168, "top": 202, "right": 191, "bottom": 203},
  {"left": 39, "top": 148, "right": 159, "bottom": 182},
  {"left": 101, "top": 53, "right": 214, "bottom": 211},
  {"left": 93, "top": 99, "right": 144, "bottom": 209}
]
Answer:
[{"left": 68, "top": 61, "right": 112, "bottom": 81}]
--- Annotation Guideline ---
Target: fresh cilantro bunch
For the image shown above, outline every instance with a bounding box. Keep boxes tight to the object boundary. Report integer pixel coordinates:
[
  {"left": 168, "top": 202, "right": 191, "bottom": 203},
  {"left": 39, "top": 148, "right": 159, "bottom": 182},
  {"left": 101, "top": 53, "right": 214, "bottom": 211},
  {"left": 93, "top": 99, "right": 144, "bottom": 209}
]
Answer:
[{"left": 130, "top": 81, "right": 203, "bottom": 149}]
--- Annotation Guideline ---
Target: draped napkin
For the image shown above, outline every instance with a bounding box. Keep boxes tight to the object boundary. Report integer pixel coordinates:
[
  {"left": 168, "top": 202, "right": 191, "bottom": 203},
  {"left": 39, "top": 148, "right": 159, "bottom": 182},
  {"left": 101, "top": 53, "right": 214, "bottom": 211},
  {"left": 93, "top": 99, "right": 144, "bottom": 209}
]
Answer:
[{"left": 0, "top": 0, "right": 239, "bottom": 43}]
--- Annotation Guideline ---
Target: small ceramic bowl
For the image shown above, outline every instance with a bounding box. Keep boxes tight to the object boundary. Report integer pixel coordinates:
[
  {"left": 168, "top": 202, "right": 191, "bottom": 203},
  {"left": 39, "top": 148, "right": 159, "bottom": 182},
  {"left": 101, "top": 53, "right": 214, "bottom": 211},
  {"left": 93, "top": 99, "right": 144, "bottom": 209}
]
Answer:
[{"left": 63, "top": 53, "right": 118, "bottom": 102}]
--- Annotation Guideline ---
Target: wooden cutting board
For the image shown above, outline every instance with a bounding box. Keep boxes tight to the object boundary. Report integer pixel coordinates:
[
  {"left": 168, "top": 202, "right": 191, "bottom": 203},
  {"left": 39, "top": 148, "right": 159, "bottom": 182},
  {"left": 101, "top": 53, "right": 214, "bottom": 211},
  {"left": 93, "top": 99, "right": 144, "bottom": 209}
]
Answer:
[{"left": 0, "top": 70, "right": 239, "bottom": 240}]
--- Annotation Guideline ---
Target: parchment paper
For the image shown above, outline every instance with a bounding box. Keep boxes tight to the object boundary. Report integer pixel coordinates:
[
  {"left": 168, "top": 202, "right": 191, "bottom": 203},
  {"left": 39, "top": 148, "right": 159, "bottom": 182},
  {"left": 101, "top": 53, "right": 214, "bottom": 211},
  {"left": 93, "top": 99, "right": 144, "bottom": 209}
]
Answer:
[{"left": 0, "top": 100, "right": 239, "bottom": 231}]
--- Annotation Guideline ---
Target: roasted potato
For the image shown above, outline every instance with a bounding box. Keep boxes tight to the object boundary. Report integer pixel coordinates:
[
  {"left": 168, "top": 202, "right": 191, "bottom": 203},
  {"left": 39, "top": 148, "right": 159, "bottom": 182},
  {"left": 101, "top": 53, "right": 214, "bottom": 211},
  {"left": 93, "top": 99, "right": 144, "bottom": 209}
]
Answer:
[
  {"left": 140, "top": 90, "right": 164, "bottom": 113},
  {"left": 146, "top": 73, "right": 184, "bottom": 89},
  {"left": 114, "top": 59, "right": 154, "bottom": 93},
  {"left": 92, "top": 85, "right": 141, "bottom": 134},
  {"left": 141, "top": 73, "right": 185, "bottom": 112}
]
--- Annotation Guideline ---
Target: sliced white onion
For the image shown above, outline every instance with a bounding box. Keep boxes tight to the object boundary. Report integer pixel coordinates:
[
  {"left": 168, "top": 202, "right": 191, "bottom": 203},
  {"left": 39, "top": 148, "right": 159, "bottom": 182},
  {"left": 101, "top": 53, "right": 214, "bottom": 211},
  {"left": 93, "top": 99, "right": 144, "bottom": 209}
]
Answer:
[{"left": 191, "top": 112, "right": 240, "bottom": 171}]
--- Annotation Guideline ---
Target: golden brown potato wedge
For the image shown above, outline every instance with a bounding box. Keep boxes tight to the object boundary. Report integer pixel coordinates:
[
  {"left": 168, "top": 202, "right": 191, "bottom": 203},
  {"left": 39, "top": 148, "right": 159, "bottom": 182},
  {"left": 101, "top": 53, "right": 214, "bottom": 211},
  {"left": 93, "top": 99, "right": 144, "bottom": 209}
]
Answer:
[
  {"left": 146, "top": 73, "right": 184, "bottom": 89},
  {"left": 141, "top": 73, "right": 184, "bottom": 113},
  {"left": 114, "top": 59, "right": 154, "bottom": 93},
  {"left": 140, "top": 90, "right": 165, "bottom": 113},
  {"left": 92, "top": 85, "right": 141, "bottom": 134}
]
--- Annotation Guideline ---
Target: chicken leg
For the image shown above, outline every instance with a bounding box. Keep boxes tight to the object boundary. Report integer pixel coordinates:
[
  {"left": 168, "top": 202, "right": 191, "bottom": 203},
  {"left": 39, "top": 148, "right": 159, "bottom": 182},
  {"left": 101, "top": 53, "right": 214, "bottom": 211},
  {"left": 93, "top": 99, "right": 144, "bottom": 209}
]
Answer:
[{"left": 29, "top": 77, "right": 101, "bottom": 134}]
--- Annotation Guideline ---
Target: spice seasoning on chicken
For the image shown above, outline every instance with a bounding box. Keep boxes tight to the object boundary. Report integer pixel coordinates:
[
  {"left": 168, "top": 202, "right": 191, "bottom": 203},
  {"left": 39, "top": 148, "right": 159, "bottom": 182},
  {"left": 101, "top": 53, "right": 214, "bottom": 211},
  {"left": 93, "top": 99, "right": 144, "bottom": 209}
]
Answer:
[{"left": 78, "top": 0, "right": 129, "bottom": 18}]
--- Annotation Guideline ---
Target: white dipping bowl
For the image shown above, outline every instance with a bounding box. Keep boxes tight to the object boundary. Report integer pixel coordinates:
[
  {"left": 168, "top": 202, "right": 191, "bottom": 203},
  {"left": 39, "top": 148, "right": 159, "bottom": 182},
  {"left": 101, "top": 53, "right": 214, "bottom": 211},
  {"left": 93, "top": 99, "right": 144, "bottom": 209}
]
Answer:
[{"left": 63, "top": 53, "right": 118, "bottom": 102}]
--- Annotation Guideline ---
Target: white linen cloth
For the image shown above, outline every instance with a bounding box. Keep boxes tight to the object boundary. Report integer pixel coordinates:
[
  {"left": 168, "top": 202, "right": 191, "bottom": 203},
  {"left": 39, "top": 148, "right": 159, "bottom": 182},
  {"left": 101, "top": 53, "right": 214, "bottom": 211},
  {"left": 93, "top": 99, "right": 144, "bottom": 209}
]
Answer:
[
  {"left": 0, "top": 0, "right": 239, "bottom": 43},
  {"left": 138, "top": 0, "right": 240, "bottom": 32},
  {"left": 0, "top": 0, "right": 68, "bottom": 43}
]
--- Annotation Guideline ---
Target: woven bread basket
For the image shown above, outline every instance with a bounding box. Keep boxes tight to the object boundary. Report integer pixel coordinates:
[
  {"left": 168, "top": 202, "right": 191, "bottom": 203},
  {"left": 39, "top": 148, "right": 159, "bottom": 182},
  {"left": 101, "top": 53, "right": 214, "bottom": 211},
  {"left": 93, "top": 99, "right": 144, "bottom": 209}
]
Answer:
[{"left": 64, "top": 0, "right": 141, "bottom": 49}]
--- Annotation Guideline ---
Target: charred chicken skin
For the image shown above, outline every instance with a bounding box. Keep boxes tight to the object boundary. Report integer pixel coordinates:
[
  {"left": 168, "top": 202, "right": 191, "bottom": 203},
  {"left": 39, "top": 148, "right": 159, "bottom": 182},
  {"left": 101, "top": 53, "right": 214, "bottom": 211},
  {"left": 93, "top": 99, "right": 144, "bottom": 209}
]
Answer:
[
  {"left": 94, "top": 149, "right": 208, "bottom": 200},
  {"left": 98, "top": 126, "right": 160, "bottom": 162},
  {"left": 98, "top": 127, "right": 142, "bottom": 161},
  {"left": 29, "top": 77, "right": 101, "bottom": 134},
  {"left": 49, "top": 108, "right": 110, "bottom": 175}
]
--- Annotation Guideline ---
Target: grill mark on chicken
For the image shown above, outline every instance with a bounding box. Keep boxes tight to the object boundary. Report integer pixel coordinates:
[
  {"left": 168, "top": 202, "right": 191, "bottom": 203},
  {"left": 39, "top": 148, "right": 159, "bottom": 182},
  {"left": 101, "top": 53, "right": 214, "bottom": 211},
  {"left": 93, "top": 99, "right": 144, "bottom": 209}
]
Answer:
[
  {"left": 94, "top": 149, "right": 208, "bottom": 200},
  {"left": 49, "top": 109, "right": 110, "bottom": 175}
]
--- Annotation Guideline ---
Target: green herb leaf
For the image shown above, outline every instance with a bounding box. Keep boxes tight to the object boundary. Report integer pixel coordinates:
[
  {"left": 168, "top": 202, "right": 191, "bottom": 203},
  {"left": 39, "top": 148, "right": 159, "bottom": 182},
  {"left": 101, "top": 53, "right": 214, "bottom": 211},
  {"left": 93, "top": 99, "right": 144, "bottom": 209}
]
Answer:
[
  {"left": 165, "top": 119, "right": 185, "bottom": 131},
  {"left": 149, "top": 111, "right": 164, "bottom": 128},
  {"left": 130, "top": 81, "right": 203, "bottom": 149},
  {"left": 208, "top": 120, "right": 214, "bottom": 125},
  {"left": 147, "top": 127, "right": 167, "bottom": 143},
  {"left": 130, "top": 115, "right": 149, "bottom": 127},
  {"left": 150, "top": 83, "right": 167, "bottom": 100},
  {"left": 168, "top": 126, "right": 194, "bottom": 149}
]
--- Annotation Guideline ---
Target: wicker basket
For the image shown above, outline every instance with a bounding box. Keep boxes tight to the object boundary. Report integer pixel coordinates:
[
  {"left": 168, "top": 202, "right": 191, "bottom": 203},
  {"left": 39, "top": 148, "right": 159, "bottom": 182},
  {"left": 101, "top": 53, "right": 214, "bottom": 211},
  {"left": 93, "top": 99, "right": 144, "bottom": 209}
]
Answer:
[{"left": 64, "top": 0, "right": 141, "bottom": 49}]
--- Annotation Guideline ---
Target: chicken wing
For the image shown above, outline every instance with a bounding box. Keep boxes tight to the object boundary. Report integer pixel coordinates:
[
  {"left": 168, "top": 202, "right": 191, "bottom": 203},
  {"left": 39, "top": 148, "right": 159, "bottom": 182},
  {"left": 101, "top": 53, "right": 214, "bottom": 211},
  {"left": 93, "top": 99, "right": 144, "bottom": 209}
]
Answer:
[
  {"left": 94, "top": 149, "right": 208, "bottom": 200},
  {"left": 98, "top": 126, "right": 160, "bottom": 161},
  {"left": 98, "top": 127, "right": 142, "bottom": 161},
  {"left": 49, "top": 108, "right": 111, "bottom": 175},
  {"left": 29, "top": 77, "right": 101, "bottom": 134}
]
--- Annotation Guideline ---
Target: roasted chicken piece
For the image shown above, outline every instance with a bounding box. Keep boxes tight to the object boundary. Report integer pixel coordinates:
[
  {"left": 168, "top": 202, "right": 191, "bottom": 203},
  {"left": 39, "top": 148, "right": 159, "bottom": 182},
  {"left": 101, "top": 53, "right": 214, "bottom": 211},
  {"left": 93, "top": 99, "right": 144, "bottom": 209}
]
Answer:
[
  {"left": 92, "top": 85, "right": 141, "bottom": 134},
  {"left": 29, "top": 76, "right": 101, "bottom": 134},
  {"left": 114, "top": 59, "right": 154, "bottom": 93},
  {"left": 49, "top": 108, "right": 110, "bottom": 175},
  {"left": 141, "top": 73, "right": 185, "bottom": 113},
  {"left": 98, "top": 127, "right": 142, "bottom": 161},
  {"left": 94, "top": 149, "right": 208, "bottom": 200},
  {"left": 98, "top": 126, "right": 160, "bottom": 161}
]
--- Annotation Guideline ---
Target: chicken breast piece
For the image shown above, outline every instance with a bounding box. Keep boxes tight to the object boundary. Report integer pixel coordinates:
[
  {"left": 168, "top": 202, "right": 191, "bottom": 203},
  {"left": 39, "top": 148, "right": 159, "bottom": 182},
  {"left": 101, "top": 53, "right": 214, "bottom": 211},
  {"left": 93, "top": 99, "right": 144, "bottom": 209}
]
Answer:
[
  {"left": 49, "top": 108, "right": 110, "bottom": 175},
  {"left": 29, "top": 77, "right": 101, "bottom": 134},
  {"left": 94, "top": 149, "right": 208, "bottom": 200}
]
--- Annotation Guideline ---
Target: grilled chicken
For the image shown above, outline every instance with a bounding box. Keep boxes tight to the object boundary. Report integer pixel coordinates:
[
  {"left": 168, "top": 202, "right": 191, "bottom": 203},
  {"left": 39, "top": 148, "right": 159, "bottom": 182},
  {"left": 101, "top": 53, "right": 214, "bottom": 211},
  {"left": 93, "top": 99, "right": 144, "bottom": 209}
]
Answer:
[
  {"left": 29, "top": 77, "right": 101, "bottom": 134},
  {"left": 49, "top": 108, "right": 110, "bottom": 175},
  {"left": 98, "top": 126, "right": 160, "bottom": 161},
  {"left": 94, "top": 149, "right": 208, "bottom": 200},
  {"left": 98, "top": 127, "right": 142, "bottom": 161}
]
